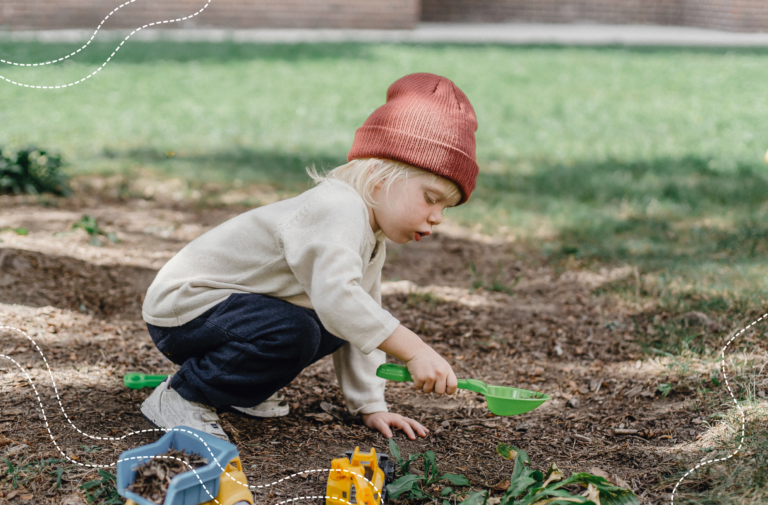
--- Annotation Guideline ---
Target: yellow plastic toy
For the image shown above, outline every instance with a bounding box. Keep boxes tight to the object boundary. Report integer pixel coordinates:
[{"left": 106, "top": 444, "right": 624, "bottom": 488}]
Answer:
[
  {"left": 326, "top": 447, "right": 395, "bottom": 505},
  {"left": 126, "top": 456, "right": 253, "bottom": 505}
]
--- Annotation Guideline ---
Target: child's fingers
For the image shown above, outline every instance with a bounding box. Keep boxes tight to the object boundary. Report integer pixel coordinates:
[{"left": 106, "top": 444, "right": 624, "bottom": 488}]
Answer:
[
  {"left": 421, "top": 378, "right": 436, "bottom": 394},
  {"left": 394, "top": 419, "right": 418, "bottom": 440},
  {"left": 447, "top": 371, "right": 458, "bottom": 395},
  {"left": 375, "top": 420, "right": 393, "bottom": 439},
  {"left": 407, "top": 418, "right": 429, "bottom": 438}
]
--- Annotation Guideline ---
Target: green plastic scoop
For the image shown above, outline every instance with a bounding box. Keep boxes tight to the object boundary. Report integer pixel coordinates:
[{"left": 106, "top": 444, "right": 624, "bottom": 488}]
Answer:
[
  {"left": 123, "top": 373, "right": 168, "bottom": 390},
  {"left": 376, "top": 363, "right": 549, "bottom": 416}
]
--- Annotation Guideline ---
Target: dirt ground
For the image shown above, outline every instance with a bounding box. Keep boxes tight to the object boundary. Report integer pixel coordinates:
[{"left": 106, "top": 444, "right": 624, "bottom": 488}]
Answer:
[{"left": 0, "top": 177, "right": 750, "bottom": 504}]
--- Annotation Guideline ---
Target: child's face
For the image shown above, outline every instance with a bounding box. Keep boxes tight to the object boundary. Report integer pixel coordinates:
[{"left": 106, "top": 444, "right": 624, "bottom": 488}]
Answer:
[{"left": 369, "top": 175, "right": 460, "bottom": 244}]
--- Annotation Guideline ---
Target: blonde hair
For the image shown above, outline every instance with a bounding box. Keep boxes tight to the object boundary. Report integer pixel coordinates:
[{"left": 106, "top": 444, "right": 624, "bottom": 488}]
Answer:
[{"left": 306, "top": 158, "right": 461, "bottom": 208}]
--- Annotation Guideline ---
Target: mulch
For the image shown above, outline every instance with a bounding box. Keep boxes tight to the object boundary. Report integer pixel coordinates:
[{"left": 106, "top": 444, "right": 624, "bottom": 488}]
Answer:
[{"left": 0, "top": 191, "right": 740, "bottom": 505}]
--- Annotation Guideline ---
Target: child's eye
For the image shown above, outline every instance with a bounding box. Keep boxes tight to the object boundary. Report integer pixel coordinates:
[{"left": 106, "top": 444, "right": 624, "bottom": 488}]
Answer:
[{"left": 424, "top": 193, "right": 436, "bottom": 204}]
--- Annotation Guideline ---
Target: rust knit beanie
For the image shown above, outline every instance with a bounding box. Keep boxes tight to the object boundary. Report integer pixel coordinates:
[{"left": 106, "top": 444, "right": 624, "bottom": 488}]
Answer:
[{"left": 347, "top": 73, "right": 479, "bottom": 205}]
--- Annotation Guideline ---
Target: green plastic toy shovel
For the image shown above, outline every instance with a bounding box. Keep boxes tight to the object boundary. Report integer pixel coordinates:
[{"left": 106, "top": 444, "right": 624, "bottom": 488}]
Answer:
[
  {"left": 123, "top": 373, "right": 168, "bottom": 390},
  {"left": 376, "top": 363, "right": 549, "bottom": 416}
]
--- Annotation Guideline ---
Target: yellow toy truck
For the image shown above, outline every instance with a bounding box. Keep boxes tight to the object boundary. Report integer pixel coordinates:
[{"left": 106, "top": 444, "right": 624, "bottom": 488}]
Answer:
[{"left": 326, "top": 447, "right": 395, "bottom": 505}]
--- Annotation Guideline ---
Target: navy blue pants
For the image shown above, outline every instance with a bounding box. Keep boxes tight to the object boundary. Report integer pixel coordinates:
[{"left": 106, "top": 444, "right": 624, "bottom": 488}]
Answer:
[{"left": 146, "top": 293, "right": 346, "bottom": 409}]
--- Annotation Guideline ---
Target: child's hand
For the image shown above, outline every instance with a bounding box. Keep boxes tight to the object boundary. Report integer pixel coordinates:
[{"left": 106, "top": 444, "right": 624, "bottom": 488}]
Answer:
[
  {"left": 406, "top": 344, "right": 458, "bottom": 395},
  {"left": 378, "top": 325, "right": 458, "bottom": 395},
  {"left": 361, "top": 412, "right": 429, "bottom": 440}
]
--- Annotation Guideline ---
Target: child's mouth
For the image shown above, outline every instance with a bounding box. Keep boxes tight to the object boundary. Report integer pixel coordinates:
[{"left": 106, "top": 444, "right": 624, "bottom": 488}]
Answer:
[{"left": 414, "top": 231, "right": 431, "bottom": 241}]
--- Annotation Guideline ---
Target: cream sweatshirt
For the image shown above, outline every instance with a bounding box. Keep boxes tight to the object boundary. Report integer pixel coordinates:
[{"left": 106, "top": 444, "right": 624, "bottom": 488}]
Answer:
[{"left": 142, "top": 179, "right": 400, "bottom": 415}]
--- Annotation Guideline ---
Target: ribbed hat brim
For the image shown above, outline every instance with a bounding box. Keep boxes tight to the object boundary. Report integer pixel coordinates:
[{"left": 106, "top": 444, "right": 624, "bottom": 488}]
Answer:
[{"left": 348, "top": 125, "right": 478, "bottom": 204}]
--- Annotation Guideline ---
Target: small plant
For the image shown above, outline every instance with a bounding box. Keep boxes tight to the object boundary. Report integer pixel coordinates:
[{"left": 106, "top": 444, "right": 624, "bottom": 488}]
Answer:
[
  {"left": 0, "top": 146, "right": 70, "bottom": 196},
  {"left": 657, "top": 383, "right": 673, "bottom": 397},
  {"left": 80, "top": 469, "right": 123, "bottom": 505},
  {"left": 71, "top": 215, "right": 119, "bottom": 246},
  {"left": 2, "top": 457, "right": 70, "bottom": 490},
  {"left": 487, "top": 444, "right": 639, "bottom": 505},
  {"left": 387, "top": 438, "right": 471, "bottom": 502},
  {"left": 385, "top": 441, "right": 638, "bottom": 505}
]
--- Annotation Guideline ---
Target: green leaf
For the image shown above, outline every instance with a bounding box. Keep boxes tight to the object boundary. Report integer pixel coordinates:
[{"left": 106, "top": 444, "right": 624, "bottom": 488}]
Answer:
[
  {"left": 529, "top": 498, "right": 590, "bottom": 505},
  {"left": 80, "top": 479, "right": 102, "bottom": 490},
  {"left": 442, "top": 487, "right": 455, "bottom": 496},
  {"left": 53, "top": 467, "right": 64, "bottom": 488},
  {"left": 657, "top": 383, "right": 672, "bottom": 397},
  {"left": 497, "top": 444, "right": 517, "bottom": 460},
  {"left": 459, "top": 490, "right": 488, "bottom": 505},
  {"left": 597, "top": 488, "right": 639, "bottom": 505},
  {"left": 404, "top": 453, "right": 420, "bottom": 473},
  {"left": 550, "top": 473, "right": 639, "bottom": 505},
  {"left": 509, "top": 447, "right": 531, "bottom": 483},
  {"left": 73, "top": 215, "right": 101, "bottom": 236},
  {"left": 97, "top": 469, "right": 116, "bottom": 481},
  {"left": 386, "top": 474, "right": 423, "bottom": 500},
  {"left": 13, "top": 227, "right": 27, "bottom": 235},
  {"left": 3, "top": 458, "right": 14, "bottom": 474},
  {"left": 105, "top": 231, "right": 119, "bottom": 244},
  {"left": 444, "top": 501, "right": 452, "bottom": 505},
  {"left": 388, "top": 436, "right": 402, "bottom": 465},
  {"left": 505, "top": 474, "right": 538, "bottom": 500},
  {"left": 424, "top": 450, "right": 439, "bottom": 483},
  {"left": 440, "top": 473, "right": 471, "bottom": 486},
  {"left": 502, "top": 465, "right": 543, "bottom": 505},
  {"left": 409, "top": 487, "right": 433, "bottom": 500}
]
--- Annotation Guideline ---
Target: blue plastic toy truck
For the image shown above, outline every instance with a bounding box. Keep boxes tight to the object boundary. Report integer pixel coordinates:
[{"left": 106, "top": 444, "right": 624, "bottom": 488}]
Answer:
[{"left": 116, "top": 426, "right": 253, "bottom": 505}]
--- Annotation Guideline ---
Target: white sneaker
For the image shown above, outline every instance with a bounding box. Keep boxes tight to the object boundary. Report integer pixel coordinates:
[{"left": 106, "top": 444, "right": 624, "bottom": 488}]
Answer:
[
  {"left": 232, "top": 391, "right": 290, "bottom": 418},
  {"left": 140, "top": 377, "right": 229, "bottom": 442}
]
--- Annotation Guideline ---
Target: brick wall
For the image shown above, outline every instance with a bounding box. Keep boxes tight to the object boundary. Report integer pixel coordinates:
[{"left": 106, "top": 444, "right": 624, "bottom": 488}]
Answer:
[
  {"left": 2, "top": 0, "right": 767, "bottom": 32},
  {"left": 0, "top": 0, "right": 420, "bottom": 30},
  {"left": 422, "top": 0, "right": 768, "bottom": 32}
]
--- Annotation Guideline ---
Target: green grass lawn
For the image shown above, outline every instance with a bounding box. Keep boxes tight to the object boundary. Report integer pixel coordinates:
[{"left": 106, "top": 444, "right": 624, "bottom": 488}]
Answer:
[
  {"left": 1, "top": 40, "right": 767, "bottom": 504},
  {"left": 2, "top": 39, "right": 766, "bottom": 314},
  {"left": 2, "top": 39, "right": 766, "bottom": 321}
]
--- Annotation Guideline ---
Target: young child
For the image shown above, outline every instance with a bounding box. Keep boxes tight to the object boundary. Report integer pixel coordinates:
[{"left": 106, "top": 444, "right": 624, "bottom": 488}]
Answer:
[{"left": 140, "top": 72, "right": 479, "bottom": 442}]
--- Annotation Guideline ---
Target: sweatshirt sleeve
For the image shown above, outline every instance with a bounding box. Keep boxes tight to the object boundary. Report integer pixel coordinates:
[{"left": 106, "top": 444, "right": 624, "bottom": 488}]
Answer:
[
  {"left": 332, "top": 343, "right": 388, "bottom": 415},
  {"left": 277, "top": 188, "right": 400, "bottom": 354}
]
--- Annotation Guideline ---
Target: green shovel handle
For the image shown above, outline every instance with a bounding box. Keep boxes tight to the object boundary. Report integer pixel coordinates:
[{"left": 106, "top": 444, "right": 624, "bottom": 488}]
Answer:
[
  {"left": 123, "top": 373, "right": 168, "bottom": 390},
  {"left": 375, "top": 364, "right": 488, "bottom": 395}
]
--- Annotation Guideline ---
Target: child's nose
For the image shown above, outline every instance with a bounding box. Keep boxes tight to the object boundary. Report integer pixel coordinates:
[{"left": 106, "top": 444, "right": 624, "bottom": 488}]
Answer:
[{"left": 429, "top": 210, "right": 442, "bottom": 225}]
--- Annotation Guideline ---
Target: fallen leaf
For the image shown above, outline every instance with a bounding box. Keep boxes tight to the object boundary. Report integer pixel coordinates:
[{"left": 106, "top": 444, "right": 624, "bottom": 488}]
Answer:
[
  {"left": 4, "top": 443, "right": 28, "bottom": 456},
  {"left": 319, "top": 402, "right": 354, "bottom": 422},
  {"left": 304, "top": 413, "right": 334, "bottom": 423},
  {"left": 20, "top": 493, "right": 34, "bottom": 501},
  {"left": 2, "top": 409, "right": 23, "bottom": 416},
  {"left": 61, "top": 493, "right": 87, "bottom": 505},
  {"left": 589, "top": 467, "right": 611, "bottom": 480}
]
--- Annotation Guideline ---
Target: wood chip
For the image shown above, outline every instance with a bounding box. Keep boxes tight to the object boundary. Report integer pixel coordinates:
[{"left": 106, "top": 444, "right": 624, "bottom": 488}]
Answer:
[{"left": 127, "top": 448, "right": 208, "bottom": 504}]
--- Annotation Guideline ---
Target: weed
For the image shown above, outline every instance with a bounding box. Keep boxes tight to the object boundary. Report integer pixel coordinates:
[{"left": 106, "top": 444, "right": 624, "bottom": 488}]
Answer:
[
  {"left": 386, "top": 440, "right": 638, "bottom": 505},
  {"left": 491, "top": 444, "right": 638, "bottom": 505},
  {"left": 0, "top": 146, "right": 69, "bottom": 196},
  {"left": 0, "top": 226, "right": 28, "bottom": 235},
  {"left": 80, "top": 469, "right": 123, "bottom": 505},
  {"left": 387, "top": 438, "right": 470, "bottom": 501},
  {"left": 71, "top": 215, "right": 119, "bottom": 246},
  {"left": 1, "top": 456, "right": 70, "bottom": 490}
]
